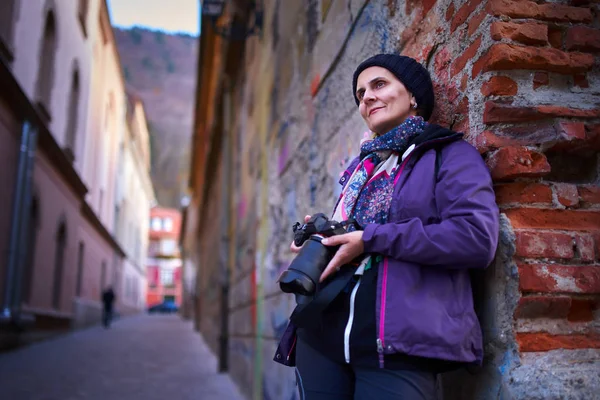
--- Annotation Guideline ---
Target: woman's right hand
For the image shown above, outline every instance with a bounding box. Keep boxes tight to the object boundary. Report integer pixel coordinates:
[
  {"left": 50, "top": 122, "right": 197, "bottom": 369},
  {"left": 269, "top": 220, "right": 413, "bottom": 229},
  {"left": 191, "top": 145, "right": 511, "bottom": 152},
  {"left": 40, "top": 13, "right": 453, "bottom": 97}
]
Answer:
[{"left": 290, "top": 215, "right": 311, "bottom": 253}]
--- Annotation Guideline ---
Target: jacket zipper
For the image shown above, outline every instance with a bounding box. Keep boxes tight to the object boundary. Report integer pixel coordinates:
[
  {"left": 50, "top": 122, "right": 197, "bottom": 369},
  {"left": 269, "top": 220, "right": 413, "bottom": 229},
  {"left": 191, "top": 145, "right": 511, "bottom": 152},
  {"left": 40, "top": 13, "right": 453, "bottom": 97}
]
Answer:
[
  {"left": 287, "top": 334, "right": 297, "bottom": 361},
  {"left": 378, "top": 154, "right": 412, "bottom": 368},
  {"left": 344, "top": 278, "right": 361, "bottom": 363}
]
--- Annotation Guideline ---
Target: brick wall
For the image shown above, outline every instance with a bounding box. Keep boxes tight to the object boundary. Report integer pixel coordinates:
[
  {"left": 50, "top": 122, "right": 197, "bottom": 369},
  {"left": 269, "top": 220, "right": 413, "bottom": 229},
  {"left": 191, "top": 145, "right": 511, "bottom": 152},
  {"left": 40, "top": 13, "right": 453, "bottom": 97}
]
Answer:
[{"left": 189, "top": 0, "right": 600, "bottom": 398}]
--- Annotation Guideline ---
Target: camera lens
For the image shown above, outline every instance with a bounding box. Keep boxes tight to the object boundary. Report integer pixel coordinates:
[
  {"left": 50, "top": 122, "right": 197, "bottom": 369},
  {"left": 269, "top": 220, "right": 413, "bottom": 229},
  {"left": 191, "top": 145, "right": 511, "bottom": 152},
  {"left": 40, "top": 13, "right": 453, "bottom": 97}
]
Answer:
[{"left": 278, "top": 236, "right": 334, "bottom": 296}]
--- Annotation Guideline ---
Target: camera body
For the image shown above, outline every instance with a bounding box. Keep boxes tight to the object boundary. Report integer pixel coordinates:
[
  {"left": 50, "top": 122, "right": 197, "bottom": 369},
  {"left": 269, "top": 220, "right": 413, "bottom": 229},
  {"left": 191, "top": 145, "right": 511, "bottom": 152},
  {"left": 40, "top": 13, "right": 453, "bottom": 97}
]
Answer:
[{"left": 279, "top": 213, "right": 349, "bottom": 296}]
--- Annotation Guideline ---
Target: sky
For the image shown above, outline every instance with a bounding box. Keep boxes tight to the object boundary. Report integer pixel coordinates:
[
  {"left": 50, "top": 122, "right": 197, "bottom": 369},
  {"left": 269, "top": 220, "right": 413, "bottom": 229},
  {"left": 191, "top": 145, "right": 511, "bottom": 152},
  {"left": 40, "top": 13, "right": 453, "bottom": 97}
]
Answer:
[{"left": 107, "top": 0, "right": 200, "bottom": 36}]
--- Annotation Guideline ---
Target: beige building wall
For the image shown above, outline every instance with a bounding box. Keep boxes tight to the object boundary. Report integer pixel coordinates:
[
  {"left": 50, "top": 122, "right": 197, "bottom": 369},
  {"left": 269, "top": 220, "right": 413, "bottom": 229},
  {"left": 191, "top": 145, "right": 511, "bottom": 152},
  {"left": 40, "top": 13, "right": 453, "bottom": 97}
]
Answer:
[
  {"left": 83, "top": 5, "right": 125, "bottom": 233},
  {"left": 117, "top": 98, "right": 154, "bottom": 312},
  {"left": 11, "top": 0, "right": 95, "bottom": 174}
]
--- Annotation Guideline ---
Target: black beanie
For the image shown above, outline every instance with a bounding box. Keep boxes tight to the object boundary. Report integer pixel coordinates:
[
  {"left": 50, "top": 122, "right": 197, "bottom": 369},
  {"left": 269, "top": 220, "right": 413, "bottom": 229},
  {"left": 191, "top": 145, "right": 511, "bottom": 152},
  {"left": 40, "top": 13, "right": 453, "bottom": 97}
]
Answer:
[{"left": 352, "top": 54, "right": 435, "bottom": 121}]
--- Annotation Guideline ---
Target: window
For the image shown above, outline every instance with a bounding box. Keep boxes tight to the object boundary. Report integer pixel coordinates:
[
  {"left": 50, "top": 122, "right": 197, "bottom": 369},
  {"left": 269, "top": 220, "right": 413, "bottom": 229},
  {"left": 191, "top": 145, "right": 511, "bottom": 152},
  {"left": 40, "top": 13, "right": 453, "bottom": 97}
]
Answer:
[
  {"left": 160, "top": 269, "right": 174, "bottom": 286},
  {"left": 78, "top": 0, "right": 89, "bottom": 37},
  {"left": 160, "top": 239, "right": 176, "bottom": 256},
  {"left": 52, "top": 220, "right": 67, "bottom": 309},
  {"left": 35, "top": 8, "right": 57, "bottom": 119},
  {"left": 64, "top": 62, "right": 80, "bottom": 162},
  {"left": 75, "top": 241, "right": 85, "bottom": 296},
  {"left": 151, "top": 217, "right": 161, "bottom": 231},
  {"left": 163, "top": 217, "right": 173, "bottom": 232},
  {"left": 0, "top": 0, "right": 17, "bottom": 60}
]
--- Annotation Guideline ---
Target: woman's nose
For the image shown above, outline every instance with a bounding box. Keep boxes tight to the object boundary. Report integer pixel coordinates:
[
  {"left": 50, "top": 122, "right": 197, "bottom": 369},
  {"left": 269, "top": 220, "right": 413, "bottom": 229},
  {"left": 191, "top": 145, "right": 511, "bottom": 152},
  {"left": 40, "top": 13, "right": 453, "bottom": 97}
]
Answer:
[{"left": 363, "top": 90, "right": 375, "bottom": 103}]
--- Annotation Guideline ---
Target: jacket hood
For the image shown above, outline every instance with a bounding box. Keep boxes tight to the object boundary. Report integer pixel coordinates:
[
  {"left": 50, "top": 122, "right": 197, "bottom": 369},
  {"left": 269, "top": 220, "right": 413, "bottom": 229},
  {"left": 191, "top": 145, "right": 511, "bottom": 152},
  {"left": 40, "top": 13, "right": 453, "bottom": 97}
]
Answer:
[{"left": 409, "top": 123, "right": 463, "bottom": 148}]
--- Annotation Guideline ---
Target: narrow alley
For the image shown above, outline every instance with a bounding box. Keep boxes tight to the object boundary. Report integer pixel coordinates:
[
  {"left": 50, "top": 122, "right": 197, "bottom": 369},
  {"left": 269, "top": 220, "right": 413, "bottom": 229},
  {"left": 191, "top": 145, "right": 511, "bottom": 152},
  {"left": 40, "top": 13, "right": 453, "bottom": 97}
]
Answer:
[{"left": 0, "top": 315, "right": 245, "bottom": 400}]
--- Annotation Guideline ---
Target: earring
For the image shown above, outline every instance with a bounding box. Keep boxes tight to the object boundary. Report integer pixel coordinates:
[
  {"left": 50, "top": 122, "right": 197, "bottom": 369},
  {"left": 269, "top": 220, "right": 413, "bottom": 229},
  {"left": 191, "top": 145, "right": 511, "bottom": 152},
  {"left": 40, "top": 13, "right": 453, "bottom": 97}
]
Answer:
[{"left": 412, "top": 102, "right": 418, "bottom": 109}]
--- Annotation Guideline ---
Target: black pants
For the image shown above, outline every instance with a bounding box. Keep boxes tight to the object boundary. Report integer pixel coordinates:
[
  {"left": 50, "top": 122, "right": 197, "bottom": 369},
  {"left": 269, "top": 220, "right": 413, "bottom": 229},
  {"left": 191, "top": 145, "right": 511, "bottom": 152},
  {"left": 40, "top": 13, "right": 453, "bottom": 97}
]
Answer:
[
  {"left": 102, "top": 307, "right": 113, "bottom": 328},
  {"left": 295, "top": 339, "right": 438, "bottom": 400}
]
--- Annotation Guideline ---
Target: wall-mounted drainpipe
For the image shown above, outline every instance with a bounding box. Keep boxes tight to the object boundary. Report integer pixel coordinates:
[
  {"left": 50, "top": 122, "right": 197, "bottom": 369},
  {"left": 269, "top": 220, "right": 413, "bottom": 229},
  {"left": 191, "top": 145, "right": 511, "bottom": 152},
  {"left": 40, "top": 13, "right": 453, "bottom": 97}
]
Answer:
[
  {"left": 1, "top": 121, "right": 37, "bottom": 328},
  {"left": 10, "top": 121, "right": 38, "bottom": 322}
]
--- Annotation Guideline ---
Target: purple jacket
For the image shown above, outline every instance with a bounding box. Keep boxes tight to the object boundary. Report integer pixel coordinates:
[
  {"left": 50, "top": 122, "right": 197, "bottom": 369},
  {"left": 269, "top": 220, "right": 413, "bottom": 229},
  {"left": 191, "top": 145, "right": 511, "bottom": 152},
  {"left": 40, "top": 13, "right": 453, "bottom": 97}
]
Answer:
[{"left": 275, "top": 127, "right": 499, "bottom": 367}]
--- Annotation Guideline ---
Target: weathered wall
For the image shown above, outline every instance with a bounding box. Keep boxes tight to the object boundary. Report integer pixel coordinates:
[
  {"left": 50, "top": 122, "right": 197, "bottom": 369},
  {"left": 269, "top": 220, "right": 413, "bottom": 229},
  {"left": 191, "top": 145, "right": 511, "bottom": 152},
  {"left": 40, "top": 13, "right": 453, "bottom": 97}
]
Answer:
[{"left": 189, "top": 0, "right": 600, "bottom": 399}]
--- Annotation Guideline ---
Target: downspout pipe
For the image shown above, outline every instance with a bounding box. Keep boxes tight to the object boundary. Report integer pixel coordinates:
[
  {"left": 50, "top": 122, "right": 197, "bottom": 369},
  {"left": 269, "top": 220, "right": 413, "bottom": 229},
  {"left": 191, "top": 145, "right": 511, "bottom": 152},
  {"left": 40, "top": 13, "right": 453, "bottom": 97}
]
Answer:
[
  {"left": 1, "top": 121, "right": 36, "bottom": 326},
  {"left": 10, "top": 122, "right": 38, "bottom": 321}
]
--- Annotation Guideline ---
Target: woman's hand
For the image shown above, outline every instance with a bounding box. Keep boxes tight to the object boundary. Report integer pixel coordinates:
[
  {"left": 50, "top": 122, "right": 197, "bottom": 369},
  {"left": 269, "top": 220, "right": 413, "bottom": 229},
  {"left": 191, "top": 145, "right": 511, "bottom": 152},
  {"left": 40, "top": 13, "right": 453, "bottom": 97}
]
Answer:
[
  {"left": 319, "top": 231, "right": 364, "bottom": 282},
  {"left": 290, "top": 215, "right": 312, "bottom": 254}
]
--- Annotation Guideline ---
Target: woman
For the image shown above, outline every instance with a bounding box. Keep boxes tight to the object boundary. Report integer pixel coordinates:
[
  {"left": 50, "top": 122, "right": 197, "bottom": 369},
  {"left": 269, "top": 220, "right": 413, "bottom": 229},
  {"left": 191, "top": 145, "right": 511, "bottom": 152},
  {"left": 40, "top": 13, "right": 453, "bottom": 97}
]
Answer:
[{"left": 274, "top": 54, "right": 499, "bottom": 399}]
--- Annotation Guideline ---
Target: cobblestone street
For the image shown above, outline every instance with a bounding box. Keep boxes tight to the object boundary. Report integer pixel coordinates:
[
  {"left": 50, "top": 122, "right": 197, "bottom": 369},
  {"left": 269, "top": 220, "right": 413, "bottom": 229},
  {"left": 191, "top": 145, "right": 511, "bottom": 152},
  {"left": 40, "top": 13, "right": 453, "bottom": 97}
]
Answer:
[{"left": 0, "top": 315, "right": 245, "bottom": 400}]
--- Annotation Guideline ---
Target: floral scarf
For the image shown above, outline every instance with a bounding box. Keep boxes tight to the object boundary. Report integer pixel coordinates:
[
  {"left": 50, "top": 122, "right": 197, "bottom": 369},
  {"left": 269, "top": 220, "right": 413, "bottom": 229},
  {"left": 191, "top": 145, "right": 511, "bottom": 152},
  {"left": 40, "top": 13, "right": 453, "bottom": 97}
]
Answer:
[{"left": 332, "top": 116, "right": 427, "bottom": 229}]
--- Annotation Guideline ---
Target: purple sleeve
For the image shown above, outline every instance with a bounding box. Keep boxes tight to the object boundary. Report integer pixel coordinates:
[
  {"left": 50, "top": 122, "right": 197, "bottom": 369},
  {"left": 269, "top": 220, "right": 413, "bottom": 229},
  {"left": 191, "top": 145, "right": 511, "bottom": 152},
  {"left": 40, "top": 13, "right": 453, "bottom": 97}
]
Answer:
[{"left": 362, "top": 141, "right": 500, "bottom": 269}]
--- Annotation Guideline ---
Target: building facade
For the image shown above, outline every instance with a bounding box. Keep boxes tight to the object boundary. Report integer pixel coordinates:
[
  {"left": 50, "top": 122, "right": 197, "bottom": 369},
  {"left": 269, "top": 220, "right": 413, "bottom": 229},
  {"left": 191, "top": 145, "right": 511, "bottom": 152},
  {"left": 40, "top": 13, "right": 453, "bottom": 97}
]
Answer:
[
  {"left": 116, "top": 94, "right": 155, "bottom": 314},
  {"left": 183, "top": 0, "right": 600, "bottom": 399},
  {"left": 0, "top": 0, "right": 154, "bottom": 346},
  {"left": 147, "top": 207, "right": 183, "bottom": 308}
]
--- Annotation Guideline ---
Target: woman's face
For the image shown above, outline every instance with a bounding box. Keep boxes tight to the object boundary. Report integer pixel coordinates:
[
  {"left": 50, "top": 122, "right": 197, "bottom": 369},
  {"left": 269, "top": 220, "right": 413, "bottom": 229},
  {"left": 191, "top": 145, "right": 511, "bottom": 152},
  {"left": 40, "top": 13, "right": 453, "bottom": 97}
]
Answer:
[{"left": 356, "top": 66, "right": 417, "bottom": 135}]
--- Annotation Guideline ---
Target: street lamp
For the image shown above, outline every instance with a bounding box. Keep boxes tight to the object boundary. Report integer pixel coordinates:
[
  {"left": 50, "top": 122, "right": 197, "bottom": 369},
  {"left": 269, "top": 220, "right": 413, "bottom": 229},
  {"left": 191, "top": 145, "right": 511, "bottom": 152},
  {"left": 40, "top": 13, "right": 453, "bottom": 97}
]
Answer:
[{"left": 202, "top": 0, "right": 263, "bottom": 39}]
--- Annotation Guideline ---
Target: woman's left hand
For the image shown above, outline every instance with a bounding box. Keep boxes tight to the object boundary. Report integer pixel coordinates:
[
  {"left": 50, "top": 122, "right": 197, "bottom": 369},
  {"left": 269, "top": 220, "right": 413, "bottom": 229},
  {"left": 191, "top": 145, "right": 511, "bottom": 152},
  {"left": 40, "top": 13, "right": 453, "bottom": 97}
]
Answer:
[{"left": 320, "top": 231, "right": 364, "bottom": 282}]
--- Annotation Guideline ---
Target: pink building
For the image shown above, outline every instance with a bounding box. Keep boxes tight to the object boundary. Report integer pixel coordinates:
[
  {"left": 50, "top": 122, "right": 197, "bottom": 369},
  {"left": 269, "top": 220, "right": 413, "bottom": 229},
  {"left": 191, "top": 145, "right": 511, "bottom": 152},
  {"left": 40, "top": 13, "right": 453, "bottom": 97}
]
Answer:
[{"left": 146, "top": 207, "right": 182, "bottom": 307}]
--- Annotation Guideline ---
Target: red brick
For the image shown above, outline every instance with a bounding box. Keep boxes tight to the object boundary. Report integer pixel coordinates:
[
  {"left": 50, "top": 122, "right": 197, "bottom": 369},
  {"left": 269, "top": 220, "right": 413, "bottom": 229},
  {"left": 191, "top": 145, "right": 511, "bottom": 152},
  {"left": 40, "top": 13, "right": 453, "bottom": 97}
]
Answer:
[
  {"left": 515, "top": 295, "right": 571, "bottom": 319},
  {"left": 484, "top": 102, "right": 543, "bottom": 124},
  {"left": 538, "top": 106, "right": 600, "bottom": 119},
  {"left": 481, "top": 76, "right": 518, "bottom": 97},
  {"left": 495, "top": 182, "right": 553, "bottom": 205},
  {"left": 594, "top": 232, "right": 600, "bottom": 261},
  {"left": 483, "top": 101, "right": 600, "bottom": 124},
  {"left": 500, "top": 122, "right": 559, "bottom": 144},
  {"left": 487, "top": 146, "right": 551, "bottom": 180},
  {"left": 467, "top": 8, "right": 486, "bottom": 37},
  {"left": 548, "top": 26, "right": 563, "bottom": 49},
  {"left": 575, "top": 235, "right": 596, "bottom": 262},
  {"left": 533, "top": 72, "right": 549, "bottom": 90},
  {"left": 406, "top": 0, "right": 436, "bottom": 17},
  {"left": 554, "top": 183, "right": 579, "bottom": 207},
  {"left": 506, "top": 209, "right": 600, "bottom": 231},
  {"left": 585, "top": 124, "right": 600, "bottom": 151},
  {"left": 578, "top": 185, "right": 600, "bottom": 205},
  {"left": 558, "top": 121, "right": 586, "bottom": 140},
  {"left": 515, "top": 231, "right": 575, "bottom": 259},
  {"left": 451, "top": 36, "right": 483, "bottom": 77},
  {"left": 566, "top": 26, "right": 600, "bottom": 52},
  {"left": 451, "top": 0, "right": 480, "bottom": 33},
  {"left": 574, "top": 74, "right": 589, "bottom": 88},
  {"left": 434, "top": 47, "right": 451, "bottom": 77},
  {"left": 567, "top": 298, "right": 597, "bottom": 322},
  {"left": 429, "top": 80, "right": 460, "bottom": 126},
  {"left": 445, "top": 2, "right": 455, "bottom": 22},
  {"left": 491, "top": 21, "right": 548, "bottom": 46},
  {"left": 474, "top": 131, "right": 521, "bottom": 153},
  {"left": 518, "top": 263, "right": 600, "bottom": 294},
  {"left": 460, "top": 74, "right": 468, "bottom": 91},
  {"left": 472, "top": 44, "right": 594, "bottom": 78},
  {"left": 422, "top": 0, "right": 436, "bottom": 16},
  {"left": 517, "top": 332, "right": 600, "bottom": 352},
  {"left": 488, "top": 0, "right": 593, "bottom": 23}
]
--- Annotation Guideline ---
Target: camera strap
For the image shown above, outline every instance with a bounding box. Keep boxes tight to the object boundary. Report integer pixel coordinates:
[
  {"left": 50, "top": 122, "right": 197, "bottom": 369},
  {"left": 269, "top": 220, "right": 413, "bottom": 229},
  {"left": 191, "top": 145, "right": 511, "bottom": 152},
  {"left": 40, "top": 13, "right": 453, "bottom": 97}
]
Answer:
[{"left": 289, "top": 263, "right": 359, "bottom": 330}]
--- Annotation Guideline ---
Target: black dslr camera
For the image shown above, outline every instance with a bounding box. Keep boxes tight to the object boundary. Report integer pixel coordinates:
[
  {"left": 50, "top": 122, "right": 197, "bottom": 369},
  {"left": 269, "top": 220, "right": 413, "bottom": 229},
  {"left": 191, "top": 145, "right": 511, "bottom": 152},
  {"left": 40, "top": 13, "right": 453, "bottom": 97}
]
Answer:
[{"left": 278, "top": 213, "right": 354, "bottom": 296}]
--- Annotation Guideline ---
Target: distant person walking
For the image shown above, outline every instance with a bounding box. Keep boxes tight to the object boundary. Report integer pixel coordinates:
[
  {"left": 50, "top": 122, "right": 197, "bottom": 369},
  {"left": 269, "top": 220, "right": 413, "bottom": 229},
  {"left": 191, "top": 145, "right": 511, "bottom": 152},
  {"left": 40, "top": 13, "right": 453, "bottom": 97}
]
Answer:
[{"left": 102, "top": 287, "right": 116, "bottom": 328}]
